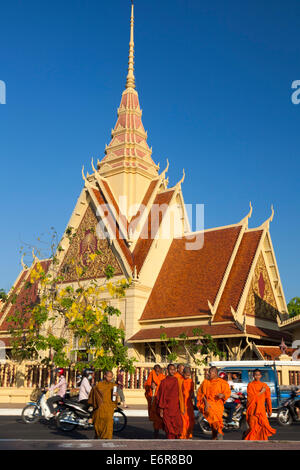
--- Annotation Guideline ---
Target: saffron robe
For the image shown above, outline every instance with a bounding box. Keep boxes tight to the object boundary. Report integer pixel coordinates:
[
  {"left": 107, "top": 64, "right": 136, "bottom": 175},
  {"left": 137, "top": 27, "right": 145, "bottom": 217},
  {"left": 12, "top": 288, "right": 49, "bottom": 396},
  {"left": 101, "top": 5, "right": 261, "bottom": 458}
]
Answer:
[
  {"left": 156, "top": 375, "right": 184, "bottom": 439},
  {"left": 144, "top": 370, "right": 166, "bottom": 431},
  {"left": 180, "top": 378, "right": 195, "bottom": 439},
  {"left": 88, "top": 381, "right": 117, "bottom": 439},
  {"left": 197, "top": 378, "right": 231, "bottom": 435},
  {"left": 244, "top": 381, "right": 276, "bottom": 441}
]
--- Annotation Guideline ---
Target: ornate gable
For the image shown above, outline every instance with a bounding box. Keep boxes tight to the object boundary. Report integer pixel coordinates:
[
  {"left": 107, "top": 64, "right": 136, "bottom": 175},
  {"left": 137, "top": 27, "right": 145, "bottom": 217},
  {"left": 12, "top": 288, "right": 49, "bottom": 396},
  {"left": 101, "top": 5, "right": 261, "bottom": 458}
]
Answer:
[
  {"left": 244, "top": 252, "right": 280, "bottom": 322},
  {"left": 58, "top": 204, "right": 122, "bottom": 283}
]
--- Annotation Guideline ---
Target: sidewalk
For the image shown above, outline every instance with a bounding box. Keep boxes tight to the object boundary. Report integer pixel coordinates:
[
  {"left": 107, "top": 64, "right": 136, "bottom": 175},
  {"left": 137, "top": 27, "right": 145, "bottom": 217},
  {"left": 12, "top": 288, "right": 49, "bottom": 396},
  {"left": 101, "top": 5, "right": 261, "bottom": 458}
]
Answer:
[{"left": 0, "top": 403, "right": 148, "bottom": 417}]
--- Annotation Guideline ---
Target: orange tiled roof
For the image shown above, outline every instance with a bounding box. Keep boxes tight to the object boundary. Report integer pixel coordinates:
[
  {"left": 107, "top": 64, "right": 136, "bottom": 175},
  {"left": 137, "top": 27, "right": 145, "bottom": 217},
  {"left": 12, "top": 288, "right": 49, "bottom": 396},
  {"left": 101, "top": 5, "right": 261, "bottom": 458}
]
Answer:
[
  {"left": 128, "top": 323, "right": 244, "bottom": 342},
  {"left": 256, "top": 345, "right": 296, "bottom": 360},
  {"left": 91, "top": 185, "right": 176, "bottom": 275},
  {"left": 214, "top": 230, "right": 263, "bottom": 322},
  {"left": 246, "top": 325, "right": 293, "bottom": 343},
  {"left": 0, "top": 260, "right": 51, "bottom": 332},
  {"left": 140, "top": 226, "right": 242, "bottom": 321}
]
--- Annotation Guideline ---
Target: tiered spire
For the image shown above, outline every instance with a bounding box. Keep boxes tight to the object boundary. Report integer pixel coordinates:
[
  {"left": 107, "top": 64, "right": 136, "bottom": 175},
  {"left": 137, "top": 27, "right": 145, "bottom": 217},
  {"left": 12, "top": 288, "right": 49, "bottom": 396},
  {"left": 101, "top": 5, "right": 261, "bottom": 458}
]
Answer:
[
  {"left": 98, "top": 1, "right": 158, "bottom": 179},
  {"left": 126, "top": 1, "right": 136, "bottom": 89}
]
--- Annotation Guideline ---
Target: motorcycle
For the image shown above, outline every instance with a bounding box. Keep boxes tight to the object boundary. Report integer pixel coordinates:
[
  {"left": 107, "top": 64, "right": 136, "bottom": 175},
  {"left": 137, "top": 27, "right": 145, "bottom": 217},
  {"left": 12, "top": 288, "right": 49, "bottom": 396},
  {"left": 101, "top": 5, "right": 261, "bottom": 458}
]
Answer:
[
  {"left": 21, "top": 388, "right": 66, "bottom": 424},
  {"left": 197, "top": 392, "right": 247, "bottom": 435},
  {"left": 277, "top": 388, "right": 300, "bottom": 426},
  {"left": 56, "top": 398, "right": 127, "bottom": 433}
]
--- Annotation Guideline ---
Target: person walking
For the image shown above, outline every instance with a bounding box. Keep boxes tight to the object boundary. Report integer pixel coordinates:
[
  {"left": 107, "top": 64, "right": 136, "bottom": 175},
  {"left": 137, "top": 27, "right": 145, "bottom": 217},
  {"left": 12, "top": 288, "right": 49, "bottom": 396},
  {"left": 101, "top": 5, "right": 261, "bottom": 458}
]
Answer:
[
  {"left": 243, "top": 369, "right": 276, "bottom": 441},
  {"left": 156, "top": 363, "right": 184, "bottom": 439},
  {"left": 87, "top": 370, "right": 118, "bottom": 439},
  {"left": 180, "top": 366, "right": 195, "bottom": 439},
  {"left": 116, "top": 369, "right": 127, "bottom": 408},
  {"left": 144, "top": 364, "right": 166, "bottom": 438},
  {"left": 197, "top": 366, "right": 231, "bottom": 440}
]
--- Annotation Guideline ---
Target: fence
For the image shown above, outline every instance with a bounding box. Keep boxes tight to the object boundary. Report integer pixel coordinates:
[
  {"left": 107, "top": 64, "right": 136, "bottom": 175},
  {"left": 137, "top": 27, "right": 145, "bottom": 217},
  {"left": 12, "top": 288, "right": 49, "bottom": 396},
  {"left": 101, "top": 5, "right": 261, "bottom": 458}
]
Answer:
[
  {"left": 1, "top": 362, "right": 300, "bottom": 390},
  {"left": 0, "top": 363, "right": 203, "bottom": 390}
]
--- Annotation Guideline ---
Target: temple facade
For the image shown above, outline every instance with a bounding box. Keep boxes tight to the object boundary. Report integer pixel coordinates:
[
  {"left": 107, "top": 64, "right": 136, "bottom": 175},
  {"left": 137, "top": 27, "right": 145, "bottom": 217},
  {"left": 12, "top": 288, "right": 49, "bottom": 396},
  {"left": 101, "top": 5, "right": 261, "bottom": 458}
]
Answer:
[{"left": 0, "top": 3, "right": 295, "bottom": 365}]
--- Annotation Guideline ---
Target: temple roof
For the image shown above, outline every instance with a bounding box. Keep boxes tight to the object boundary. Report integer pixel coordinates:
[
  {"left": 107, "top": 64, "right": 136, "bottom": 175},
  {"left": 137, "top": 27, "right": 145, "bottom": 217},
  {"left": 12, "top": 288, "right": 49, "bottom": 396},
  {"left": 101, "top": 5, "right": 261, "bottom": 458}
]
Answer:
[
  {"left": 140, "top": 225, "right": 243, "bottom": 321},
  {"left": 0, "top": 259, "right": 51, "bottom": 333}
]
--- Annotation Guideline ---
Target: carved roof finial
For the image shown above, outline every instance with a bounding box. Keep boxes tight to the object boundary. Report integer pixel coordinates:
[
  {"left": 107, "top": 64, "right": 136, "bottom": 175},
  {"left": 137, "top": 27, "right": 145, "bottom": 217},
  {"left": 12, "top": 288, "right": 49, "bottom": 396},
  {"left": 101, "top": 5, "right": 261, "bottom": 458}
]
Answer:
[
  {"left": 239, "top": 201, "right": 253, "bottom": 226},
  {"left": 126, "top": 1, "right": 136, "bottom": 89}
]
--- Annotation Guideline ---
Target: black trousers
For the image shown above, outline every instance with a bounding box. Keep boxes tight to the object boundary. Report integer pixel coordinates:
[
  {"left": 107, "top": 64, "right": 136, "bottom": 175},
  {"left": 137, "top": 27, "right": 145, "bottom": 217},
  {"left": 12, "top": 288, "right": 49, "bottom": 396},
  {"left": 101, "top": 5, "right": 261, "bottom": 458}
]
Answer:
[{"left": 47, "top": 395, "right": 62, "bottom": 414}]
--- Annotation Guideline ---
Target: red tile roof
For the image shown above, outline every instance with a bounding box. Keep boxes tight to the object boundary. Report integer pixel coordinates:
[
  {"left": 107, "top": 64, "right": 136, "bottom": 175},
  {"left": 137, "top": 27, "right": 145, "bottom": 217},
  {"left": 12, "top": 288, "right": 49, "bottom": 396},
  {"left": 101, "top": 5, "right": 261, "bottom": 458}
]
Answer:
[
  {"left": 214, "top": 230, "right": 263, "bottom": 322},
  {"left": 256, "top": 345, "right": 296, "bottom": 360},
  {"left": 0, "top": 260, "right": 51, "bottom": 332},
  {"left": 91, "top": 186, "right": 176, "bottom": 275},
  {"left": 132, "top": 189, "right": 175, "bottom": 274},
  {"left": 246, "top": 325, "right": 293, "bottom": 343},
  {"left": 140, "top": 226, "right": 242, "bottom": 321},
  {"left": 129, "top": 323, "right": 244, "bottom": 342}
]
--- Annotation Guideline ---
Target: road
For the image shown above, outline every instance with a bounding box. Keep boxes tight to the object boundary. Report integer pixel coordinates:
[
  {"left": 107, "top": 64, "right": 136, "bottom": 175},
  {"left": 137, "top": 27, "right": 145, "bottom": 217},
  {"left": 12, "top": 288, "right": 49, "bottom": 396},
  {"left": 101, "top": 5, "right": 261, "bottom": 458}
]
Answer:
[{"left": 0, "top": 415, "right": 299, "bottom": 442}]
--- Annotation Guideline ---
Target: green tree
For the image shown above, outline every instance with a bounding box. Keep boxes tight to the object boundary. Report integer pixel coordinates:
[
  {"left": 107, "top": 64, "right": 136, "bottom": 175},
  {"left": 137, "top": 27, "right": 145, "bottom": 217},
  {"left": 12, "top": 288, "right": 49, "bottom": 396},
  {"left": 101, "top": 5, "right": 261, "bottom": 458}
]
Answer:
[
  {"left": 160, "top": 327, "right": 225, "bottom": 366},
  {"left": 287, "top": 297, "right": 300, "bottom": 318},
  {"left": 0, "top": 289, "right": 7, "bottom": 302},
  {"left": 7, "top": 227, "right": 135, "bottom": 373}
]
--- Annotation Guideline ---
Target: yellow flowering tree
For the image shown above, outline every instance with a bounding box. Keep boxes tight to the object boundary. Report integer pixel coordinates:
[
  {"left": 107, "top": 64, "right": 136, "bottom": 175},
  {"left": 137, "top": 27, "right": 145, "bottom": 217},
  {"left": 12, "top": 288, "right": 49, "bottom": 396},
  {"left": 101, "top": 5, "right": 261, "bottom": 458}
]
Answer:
[{"left": 7, "top": 227, "right": 135, "bottom": 372}]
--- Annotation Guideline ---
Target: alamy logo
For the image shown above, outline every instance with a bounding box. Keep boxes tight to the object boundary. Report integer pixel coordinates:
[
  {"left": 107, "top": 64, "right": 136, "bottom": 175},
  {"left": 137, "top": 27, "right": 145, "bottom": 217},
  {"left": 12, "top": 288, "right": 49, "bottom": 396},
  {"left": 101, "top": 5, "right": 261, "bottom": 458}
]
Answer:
[
  {"left": 291, "top": 80, "right": 300, "bottom": 105},
  {"left": 0, "top": 80, "right": 6, "bottom": 104}
]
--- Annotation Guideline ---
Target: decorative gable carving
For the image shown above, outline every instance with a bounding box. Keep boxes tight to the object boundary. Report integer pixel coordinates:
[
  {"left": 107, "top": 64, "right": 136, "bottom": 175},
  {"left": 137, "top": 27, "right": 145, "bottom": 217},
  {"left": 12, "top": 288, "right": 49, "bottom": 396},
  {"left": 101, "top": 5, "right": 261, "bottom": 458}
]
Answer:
[
  {"left": 244, "top": 252, "right": 279, "bottom": 321},
  {"left": 58, "top": 205, "right": 122, "bottom": 283}
]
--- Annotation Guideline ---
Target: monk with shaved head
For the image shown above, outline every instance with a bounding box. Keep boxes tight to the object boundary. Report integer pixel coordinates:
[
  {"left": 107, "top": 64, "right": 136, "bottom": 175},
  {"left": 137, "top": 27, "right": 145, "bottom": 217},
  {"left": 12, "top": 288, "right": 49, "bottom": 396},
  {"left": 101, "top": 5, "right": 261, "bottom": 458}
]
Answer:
[
  {"left": 197, "top": 366, "right": 231, "bottom": 440},
  {"left": 144, "top": 364, "right": 166, "bottom": 438},
  {"left": 156, "top": 363, "right": 184, "bottom": 439},
  {"left": 88, "top": 370, "right": 117, "bottom": 439}
]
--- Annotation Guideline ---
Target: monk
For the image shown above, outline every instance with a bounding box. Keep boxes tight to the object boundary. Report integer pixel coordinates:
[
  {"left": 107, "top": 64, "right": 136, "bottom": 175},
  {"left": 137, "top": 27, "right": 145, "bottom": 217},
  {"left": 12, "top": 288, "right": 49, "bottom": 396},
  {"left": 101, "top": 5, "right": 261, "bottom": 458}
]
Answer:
[
  {"left": 144, "top": 364, "right": 166, "bottom": 438},
  {"left": 175, "top": 363, "right": 184, "bottom": 389},
  {"left": 87, "top": 370, "right": 117, "bottom": 439},
  {"left": 243, "top": 369, "right": 276, "bottom": 441},
  {"left": 180, "top": 366, "right": 195, "bottom": 439},
  {"left": 156, "top": 363, "right": 184, "bottom": 439},
  {"left": 197, "top": 366, "right": 231, "bottom": 440}
]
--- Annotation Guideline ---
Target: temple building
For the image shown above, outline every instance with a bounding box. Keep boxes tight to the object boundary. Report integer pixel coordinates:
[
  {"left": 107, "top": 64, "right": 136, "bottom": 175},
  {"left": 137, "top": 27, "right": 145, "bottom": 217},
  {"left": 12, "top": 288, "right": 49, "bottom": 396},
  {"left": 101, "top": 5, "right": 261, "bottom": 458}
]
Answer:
[{"left": 0, "top": 3, "right": 296, "bottom": 364}]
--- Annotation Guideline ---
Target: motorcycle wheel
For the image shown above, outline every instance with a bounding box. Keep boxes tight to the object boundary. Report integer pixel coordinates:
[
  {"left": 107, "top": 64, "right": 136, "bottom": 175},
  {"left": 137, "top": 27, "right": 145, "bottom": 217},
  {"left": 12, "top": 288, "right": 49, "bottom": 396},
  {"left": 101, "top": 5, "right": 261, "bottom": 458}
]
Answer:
[
  {"left": 198, "top": 416, "right": 212, "bottom": 435},
  {"left": 113, "top": 409, "right": 127, "bottom": 433},
  {"left": 22, "top": 404, "right": 40, "bottom": 424},
  {"left": 277, "top": 408, "right": 292, "bottom": 426},
  {"left": 56, "top": 410, "right": 78, "bottom": 432}
]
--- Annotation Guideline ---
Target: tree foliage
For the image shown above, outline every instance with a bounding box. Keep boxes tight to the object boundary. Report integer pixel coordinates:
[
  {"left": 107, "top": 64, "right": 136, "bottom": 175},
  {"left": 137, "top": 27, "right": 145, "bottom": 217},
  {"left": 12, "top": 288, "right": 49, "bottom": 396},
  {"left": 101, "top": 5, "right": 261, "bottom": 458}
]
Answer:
[
  {"left": 287, "top": 297, "right": 300, "bottom": 318},
  {"left": 159, "top": 326, "right": 225, "bottom": 366},
  {"left": 7, "top": 227, "right": 135, "bottom": 372}
]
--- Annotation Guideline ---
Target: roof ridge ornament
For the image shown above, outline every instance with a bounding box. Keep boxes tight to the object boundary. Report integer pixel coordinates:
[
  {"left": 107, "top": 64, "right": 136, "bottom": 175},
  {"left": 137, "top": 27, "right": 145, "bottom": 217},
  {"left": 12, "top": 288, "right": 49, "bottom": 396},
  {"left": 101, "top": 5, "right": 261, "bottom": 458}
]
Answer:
[
  {"left": 126, "top": 1, "right": 136, "bottom": 89},
  {"left": 238, "top": 201, "right": 252, "bottom": 227},
  {"left": 259, "top": 204, "right": 275, "bottom": 231}
]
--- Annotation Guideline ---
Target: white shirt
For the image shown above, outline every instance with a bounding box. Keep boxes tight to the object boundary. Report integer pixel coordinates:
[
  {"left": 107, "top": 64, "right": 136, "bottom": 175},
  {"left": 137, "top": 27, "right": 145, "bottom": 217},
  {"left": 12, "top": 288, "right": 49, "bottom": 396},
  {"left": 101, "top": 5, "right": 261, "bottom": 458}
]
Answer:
[
  {"left": 226, "top": 380, "right": 240, "bottom": 403},
  {"left": 79, "top": 377, "right": 92, "bottom": 401}
]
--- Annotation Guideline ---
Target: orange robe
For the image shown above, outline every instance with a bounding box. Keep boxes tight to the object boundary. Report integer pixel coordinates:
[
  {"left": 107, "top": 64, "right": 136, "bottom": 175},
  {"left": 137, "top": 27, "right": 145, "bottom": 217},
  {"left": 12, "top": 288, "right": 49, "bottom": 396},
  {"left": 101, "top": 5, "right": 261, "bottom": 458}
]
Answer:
[
  {"left": 87, "top": 381, "right": 116, "bottom": 439},
  {"left": 144, "top": 370, "right": 166, "bottom": 431},
  {"left": 156, "top": 376, "right": 184, "bottom": 439},
  {"left": 180, "top": 378, "right": 195, "bottom": 439},
  {"left": 244, "top": 381, "right": 276, "bottom": 441},
  {"left": 197, "top": 378, "right": 231, "bottom": 435}
]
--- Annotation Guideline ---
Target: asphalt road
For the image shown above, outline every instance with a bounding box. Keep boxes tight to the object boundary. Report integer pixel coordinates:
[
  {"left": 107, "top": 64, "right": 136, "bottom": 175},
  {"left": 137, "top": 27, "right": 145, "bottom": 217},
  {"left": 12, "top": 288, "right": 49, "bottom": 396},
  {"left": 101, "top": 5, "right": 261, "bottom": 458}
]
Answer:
[{"left": 0, "top": 415, "right": 299, "bottom": 441}]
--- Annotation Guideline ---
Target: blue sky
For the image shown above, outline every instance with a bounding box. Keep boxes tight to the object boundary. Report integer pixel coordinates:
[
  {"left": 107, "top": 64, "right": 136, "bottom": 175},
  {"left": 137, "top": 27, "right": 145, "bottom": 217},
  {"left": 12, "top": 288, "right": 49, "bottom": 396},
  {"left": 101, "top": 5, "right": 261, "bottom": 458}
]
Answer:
[{"left": 0, "top": 0, "right": 299, "bottom": 302}]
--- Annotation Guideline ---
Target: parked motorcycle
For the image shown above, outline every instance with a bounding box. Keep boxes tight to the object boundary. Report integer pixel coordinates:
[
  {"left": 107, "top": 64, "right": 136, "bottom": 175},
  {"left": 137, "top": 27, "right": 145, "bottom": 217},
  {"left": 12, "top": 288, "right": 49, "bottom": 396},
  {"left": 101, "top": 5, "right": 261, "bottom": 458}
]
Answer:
[
  {"left": 197, "top": 393, "right": 247, "bottom": 435},
  {"left": 56, "top": 398, "right": 127, "bottom": 433},
  {"left": 277, "top": 388, "right": 300, "bottom": 426},
  {"left": 21, "top": 388, "right": 65, "bottom": 424}
]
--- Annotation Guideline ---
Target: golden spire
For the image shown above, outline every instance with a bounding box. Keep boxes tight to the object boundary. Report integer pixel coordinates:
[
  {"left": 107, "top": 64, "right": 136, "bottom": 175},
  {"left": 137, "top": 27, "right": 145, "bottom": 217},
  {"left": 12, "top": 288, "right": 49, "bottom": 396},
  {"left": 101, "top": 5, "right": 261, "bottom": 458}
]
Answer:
[{"left": 126, "top": 1, "right": 136, "bottom": 89}]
